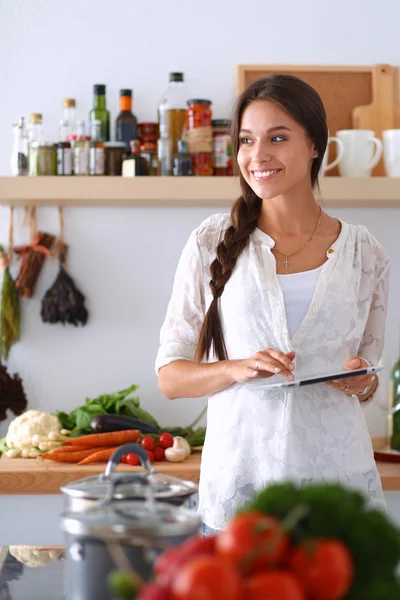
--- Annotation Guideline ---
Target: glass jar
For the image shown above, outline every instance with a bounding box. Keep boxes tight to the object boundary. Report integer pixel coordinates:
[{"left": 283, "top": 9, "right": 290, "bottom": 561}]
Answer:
[
  {"left": 57, "top": 141, "right": 72, "bottom": 175},
  {"left": 212, "top": 119, "right": 233, "bottom": 176},
  {"left": 29, "top": 142, "right": 57, "bottom": 176},
  {"left": 138, "top": 122, "right": 159, "bottom": 146},
  {"left": 104, "top": 142, "right": 126, "bottom": 175},
  {"left": 185, "top": 99, "right": 213, "bottom": 176}
]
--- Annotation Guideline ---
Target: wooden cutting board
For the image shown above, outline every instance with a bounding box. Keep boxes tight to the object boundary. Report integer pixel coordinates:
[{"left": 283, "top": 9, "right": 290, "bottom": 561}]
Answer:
[
  {"left": 0, "top": 453, "right": 202, "bottom": 494},
  {"left": 352, "top": 64, "right": 399, "bottom": 175},
  {"left": 237, "top": 64, "right": 399, "bottom": 176}
]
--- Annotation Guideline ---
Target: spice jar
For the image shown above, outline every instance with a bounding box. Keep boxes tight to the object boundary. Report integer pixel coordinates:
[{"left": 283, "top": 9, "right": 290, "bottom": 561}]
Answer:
[
  {"left": 29, "top": 142, "right": 57, "bottom": 176},
  {"left": 104, "top": 142, "right": 126, "bottom": 175},
  {"left": 57, "top": 141, "right": 72, "bottom": 175},
  {"left": 212, "top": 119, "right": 233, "bottom": 176},
  {"left": 138, "top": 122, "right": 159, "bottom": 146},
  {"left": 185, "top": 99, "right": 213, "bottom": 176}
]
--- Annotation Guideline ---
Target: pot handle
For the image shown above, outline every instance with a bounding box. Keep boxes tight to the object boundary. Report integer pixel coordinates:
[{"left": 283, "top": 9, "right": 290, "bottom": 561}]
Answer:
[{"left": 103, "top": 443, "right": 155, "bottom": 480}]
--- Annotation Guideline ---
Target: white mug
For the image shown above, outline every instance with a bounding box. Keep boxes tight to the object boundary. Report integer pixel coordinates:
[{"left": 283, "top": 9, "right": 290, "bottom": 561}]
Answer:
[
  {"left": 383, "top": 129, "right": 400, "bottom": 177},
  {"left": 336, "top": 130, "right": 383, "bottom": 177},
  {"left": 321, "top": 135, "right": 345, "bottom": 175}
]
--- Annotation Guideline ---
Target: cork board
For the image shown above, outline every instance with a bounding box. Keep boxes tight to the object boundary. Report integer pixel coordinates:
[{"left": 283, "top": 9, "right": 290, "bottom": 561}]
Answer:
[{"left": 236, "top": 65, "right": 399, "bottom": 176}]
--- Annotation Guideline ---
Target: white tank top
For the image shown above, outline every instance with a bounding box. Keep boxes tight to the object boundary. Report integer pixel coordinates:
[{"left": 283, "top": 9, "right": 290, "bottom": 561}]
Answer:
[{"left": 277, "top": 264, "right": 324, "bottom": 338}]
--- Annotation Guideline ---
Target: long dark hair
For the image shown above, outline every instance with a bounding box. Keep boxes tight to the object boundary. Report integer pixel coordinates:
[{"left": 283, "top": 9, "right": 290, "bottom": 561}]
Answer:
[{"left": 195, "top": 74, "right": 328, "bottom": 363}]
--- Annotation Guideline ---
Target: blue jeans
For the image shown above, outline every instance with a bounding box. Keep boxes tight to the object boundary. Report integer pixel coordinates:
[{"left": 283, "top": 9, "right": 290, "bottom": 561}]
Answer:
[{"left": 202, "top": 523, "right": 220, "bottom": 536}]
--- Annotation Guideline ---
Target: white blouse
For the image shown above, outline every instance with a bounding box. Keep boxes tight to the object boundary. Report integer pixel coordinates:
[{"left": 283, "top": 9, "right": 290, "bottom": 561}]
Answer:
[
  {"left": 156, "top": 213, "right": 390, "bottom": 530},
  {"left": 277, "top": 265, "right": 324, "bottom": 338}
]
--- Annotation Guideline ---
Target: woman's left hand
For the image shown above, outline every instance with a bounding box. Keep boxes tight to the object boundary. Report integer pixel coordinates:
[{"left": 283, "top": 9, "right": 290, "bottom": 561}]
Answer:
[{"left": 323, "top": 356, "right": 374, "bottom": 396}]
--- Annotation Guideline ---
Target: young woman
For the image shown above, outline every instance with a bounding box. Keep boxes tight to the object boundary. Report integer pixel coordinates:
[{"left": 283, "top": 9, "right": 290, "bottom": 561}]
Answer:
[{"left": 155, "top": 75, "right": 390, "bottom": 534}]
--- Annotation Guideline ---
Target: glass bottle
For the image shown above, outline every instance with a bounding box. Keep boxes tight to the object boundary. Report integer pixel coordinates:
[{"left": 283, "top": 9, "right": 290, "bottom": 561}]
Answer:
[
  {"left": 74, "top": 120, "right": 90, "bottom": 176},
  {"left": 172, "top": 139, "right": 192, "bottom": 176},
  {"left": 89, "top": 84, "right": 110, "bottom": 142},
  {"left": 158, "top": 72, "right": 187, "bottom": 155},
  {"left": 63, "top": 98, "right": 76, "bottom": 139},
  {"left": 116, "top": 89, "right": 138, "bottom": 155},
  {"left": 10, "top": 117, "right": 29, "bottom": 176},
  {"left": 28, "top": 113, "right": 44, "bottom": 145},
  {"left": 157, "top": 137, "right": 172, "bottom": 176},
  {"left": 89, "top": 120, "right": 105, "bottom": 175},
  {"left": 122, "top": 140, "right": 149, "bottom": 176},
  {"left": 390, "top": 337, "right": 400, "bottom": 451},
  {"left": 59, "top": 119, "right": 69, "bottom": 142}
]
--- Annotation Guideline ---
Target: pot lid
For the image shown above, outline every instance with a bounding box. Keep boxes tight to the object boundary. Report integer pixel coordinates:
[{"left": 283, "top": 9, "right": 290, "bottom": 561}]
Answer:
[
  {"left": 61, "top": 500, "right": 201, "bottom": 540},
  {"left": 61, "top": 471, "right": 197, "bottom": 502}
]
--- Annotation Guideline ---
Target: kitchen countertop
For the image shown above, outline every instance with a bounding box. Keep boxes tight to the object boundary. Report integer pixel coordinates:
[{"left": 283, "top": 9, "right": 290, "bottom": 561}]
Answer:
[
  {"left": 0, "top": 546, "right": 64, "bottom": 600},
  {"left": 0, "top": 453, "right": 201, "bottom": 494},
  {"left": 1, "top": 453, "right": 400, "bottom": 493}
]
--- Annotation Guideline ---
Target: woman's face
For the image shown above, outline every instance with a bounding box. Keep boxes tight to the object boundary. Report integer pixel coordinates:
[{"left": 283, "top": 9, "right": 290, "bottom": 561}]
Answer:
[{"left": 237, "top": 99, "right": 316, "bottom": 200}]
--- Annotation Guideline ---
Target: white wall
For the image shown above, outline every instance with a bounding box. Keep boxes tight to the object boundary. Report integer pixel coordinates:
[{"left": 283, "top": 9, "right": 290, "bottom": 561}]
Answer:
[{"left": 0, "top": 0, "right": 400, "bottom": 438}]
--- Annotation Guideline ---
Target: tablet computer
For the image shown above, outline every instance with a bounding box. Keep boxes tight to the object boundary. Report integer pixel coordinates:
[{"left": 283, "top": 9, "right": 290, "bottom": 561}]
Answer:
[{"left": 254, "top": 364, "right": 383, "bottom": 390}]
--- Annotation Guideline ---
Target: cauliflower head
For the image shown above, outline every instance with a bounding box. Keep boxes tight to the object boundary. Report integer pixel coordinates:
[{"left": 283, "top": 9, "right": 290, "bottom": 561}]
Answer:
[
  {"left": 5, "top": 410, "right": 60, "bottom": 450},
  {"left": 8, "top": 546, "right": 62, "bottom": 567}
]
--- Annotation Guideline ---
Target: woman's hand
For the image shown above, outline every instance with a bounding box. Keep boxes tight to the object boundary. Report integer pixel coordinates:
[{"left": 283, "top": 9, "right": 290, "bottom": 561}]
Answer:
[
  {"left": 322, "top": 356, "right": 375, "bottom": 396},
  {"left": 227, "top": 349, "right": 296, "bottom": 384}
]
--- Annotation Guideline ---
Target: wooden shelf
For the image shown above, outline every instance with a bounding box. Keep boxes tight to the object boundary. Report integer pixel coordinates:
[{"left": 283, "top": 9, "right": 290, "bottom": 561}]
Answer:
[{"left": 0, "top": 176, "right": 400, "bottom": 207}]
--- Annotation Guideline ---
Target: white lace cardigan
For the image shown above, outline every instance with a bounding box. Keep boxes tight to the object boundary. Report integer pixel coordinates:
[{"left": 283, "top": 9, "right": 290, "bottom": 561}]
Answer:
[{"left": 156, "top": 213, "right": 390, "bottom": 529}]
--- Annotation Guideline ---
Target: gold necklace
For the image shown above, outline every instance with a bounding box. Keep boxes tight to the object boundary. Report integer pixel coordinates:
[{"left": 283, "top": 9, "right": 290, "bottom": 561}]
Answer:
[{"left": 273, "top": 207, "right": 322, "bottom": 269}]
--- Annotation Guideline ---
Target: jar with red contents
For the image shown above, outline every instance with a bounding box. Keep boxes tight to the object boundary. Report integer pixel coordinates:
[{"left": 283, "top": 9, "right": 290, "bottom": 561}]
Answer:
[
  {"left": 212, "top": 119, "right": 233, "bottom": 176},
  {"left": 138, "top": 122, "right": 159, "bottom": 175},
  {"left": 185, "top": 99, "right": 213, "bottom": 176}
]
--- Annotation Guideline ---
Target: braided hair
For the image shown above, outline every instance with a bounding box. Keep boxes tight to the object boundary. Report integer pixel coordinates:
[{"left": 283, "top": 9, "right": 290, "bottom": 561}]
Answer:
[{"left": 195, "top": 74, "right": 328, "bottom": 362}]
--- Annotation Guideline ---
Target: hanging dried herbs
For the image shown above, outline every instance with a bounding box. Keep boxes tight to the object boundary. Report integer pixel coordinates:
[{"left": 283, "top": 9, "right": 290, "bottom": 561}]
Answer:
[
  {"left": 41, "top": 207, "right": 88, "bottom": 326},
  {"left": 0, "top": 208, "right": 20, "bottom": 361},
  {"left": 14, "top": 232, "right": 55, "bottom": 298},
  {"left": 0, "top": 363, "right": 27, "bottom": 421},
  {"left": 0, "top": 246, "right": 20, "bottom": 361}
]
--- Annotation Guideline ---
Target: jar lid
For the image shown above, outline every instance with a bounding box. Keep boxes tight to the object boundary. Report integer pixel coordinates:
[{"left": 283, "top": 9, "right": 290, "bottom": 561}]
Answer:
[
  {"left": 57, "top": 141, "right": 71, "bottom": 148},
  {"left": 60, "top": 500, "right": 201, "bottom": 540},
  {"left": 61, "top": 471, "right": 197, "bottom": 502},
  {"left": 187, "top": 99, "right": 212, "bottom": 106},
  {"left": 30, "top": 142, "right": 56, "bottom": 148},
  {"left": 212, "top": 119, "right": 231, "bottom": 127},
  {"left": 104, "top": 142, "right": 126, "bottom": 148},
  {"left": 120, "top": 89, "right": 132, "bottom": 97},
  {"left": 138, "top": 122, "right": 159, "bottom": 129},
  {"left": 30, "top": 113, "right": 42, "bottom": 123},
  {"left": 64, "top": 98, "right": 76, "bottom": 108}
]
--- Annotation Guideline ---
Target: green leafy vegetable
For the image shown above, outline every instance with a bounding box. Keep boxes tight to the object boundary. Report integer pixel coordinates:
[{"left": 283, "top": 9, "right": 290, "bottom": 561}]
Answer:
[
  {"left": 0, "top": 436, "right": 8, "bottom": 455},
  {"left": 54, "top": 384, "right": 207, "bottom": 446}
]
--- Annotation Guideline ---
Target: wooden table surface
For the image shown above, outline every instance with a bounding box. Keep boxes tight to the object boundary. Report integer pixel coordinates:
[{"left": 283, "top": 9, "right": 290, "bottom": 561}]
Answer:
[{"left": 1, "top": 453, "right": 400, "bottom": 494}]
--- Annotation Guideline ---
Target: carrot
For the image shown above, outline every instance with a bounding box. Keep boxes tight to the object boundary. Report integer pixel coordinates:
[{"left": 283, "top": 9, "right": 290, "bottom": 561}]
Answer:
[
  {"left": 63, "top": 429, "right": 141, "bottom": 447},
  {"left": 48, "top": 445, "right": 89, "bottom": 454},
  {"left": 77, "top": 447, "right": 120, "bottom": 465},
  {"left": 42, "top": 447, "right": 105, "bottom": 462}
]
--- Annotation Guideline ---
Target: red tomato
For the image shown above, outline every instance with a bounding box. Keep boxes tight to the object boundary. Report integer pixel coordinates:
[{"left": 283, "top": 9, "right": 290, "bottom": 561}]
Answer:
[
  {"left": 146, "top": 450, "right": 155, "bottom": 463},
  {"left": 155, "top": 535, "right": 216, "bottom": 586},
  {"left": 290, "top": 539, "right": 354, "bottom": 600},
  {"left": 244, "top": 571, "right": 306, "bottom": 600},
  {"left": 153, "top": 446, "right": 165, "bottom": 462},
  {"left": 121, "top": 454, "right": 127, "bottom": 464},
  {"left": 171, "top": 555, "right": 241, "bottom": 600},
  {"left": 216, "top": 511, "right": 289, "bottom": 574},
  {"left": 141, "top": 436, "right": 156, "bottom": 451},
  {"left": 158, "top": 433, "right": 174, "bottom": 449},
  {"left": 125, "top": 453, "right": 140, "bottom": 466}
]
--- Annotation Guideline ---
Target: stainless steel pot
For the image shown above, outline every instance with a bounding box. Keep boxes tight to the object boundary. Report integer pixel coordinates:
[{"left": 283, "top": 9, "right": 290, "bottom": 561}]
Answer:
[
  {"left": 61, "top": 443, "right": 198, "bottom": 512},
  {"left": 61, "top": 497, "right": 201, "bottom": 600}
]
